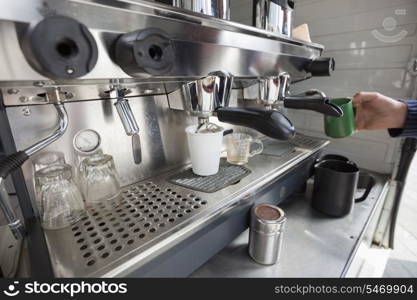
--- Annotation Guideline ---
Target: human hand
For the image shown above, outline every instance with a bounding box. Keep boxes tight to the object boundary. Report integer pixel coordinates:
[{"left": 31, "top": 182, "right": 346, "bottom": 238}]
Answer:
[{"left": 352, "top": 92, "right": 407, "bottom": 130}]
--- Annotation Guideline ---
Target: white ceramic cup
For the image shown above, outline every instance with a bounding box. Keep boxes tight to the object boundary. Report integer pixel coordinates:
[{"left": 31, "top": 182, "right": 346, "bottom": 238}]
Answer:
[{"left": 186, "top": 125, "right": 224, "bottom": 176}]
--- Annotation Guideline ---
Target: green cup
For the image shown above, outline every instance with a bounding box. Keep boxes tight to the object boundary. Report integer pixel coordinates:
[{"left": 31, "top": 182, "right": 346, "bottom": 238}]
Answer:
[{"left": 324, "top": 98, "right": 356, "bottom": 138}]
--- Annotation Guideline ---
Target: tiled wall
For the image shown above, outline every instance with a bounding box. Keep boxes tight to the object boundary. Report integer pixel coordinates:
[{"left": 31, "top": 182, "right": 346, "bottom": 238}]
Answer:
[{"left": 231, "top": 0, "right": 417, "bottom": 174}]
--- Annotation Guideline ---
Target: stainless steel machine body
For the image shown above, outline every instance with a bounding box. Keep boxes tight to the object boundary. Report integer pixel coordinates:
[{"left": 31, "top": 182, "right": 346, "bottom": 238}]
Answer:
[
  {"left": 0, "top": 90, "right": 69, "bottom": 240},
  {"left": 0, "top": 0, "right": 323, "bottom": 85},
  {"left": 0, "top": 0, "right": 331, "bottom": 277},
  {"left": 180, "top": 71, "right": 232, "bottom": 121}
]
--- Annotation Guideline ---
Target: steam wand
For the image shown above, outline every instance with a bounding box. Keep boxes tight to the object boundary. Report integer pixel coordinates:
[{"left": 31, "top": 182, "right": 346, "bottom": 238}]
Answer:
[
  {"left": 109, "top": 88, "right": 142, "bottom": 164},
  {"left": 0, "top": 88, "right": 68, "bottom": 240}
]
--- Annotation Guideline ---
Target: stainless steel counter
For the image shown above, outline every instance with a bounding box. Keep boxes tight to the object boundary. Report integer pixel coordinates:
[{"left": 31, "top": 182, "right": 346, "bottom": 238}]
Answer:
[
  {"left": 44, "top": 134, "right": 328, "bottom": 277},
  {"left": 191, "top": 173, "right": 389, "bottom": 278}
]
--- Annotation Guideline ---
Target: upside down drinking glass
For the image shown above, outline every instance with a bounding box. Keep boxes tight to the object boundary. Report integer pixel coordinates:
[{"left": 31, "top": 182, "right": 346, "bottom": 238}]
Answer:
[
  {"left": 32, "top": 151, "right": 66, "bottom": 215},
  {"left": 37, "top": 164, "right": 85, "bottom": 230},
  {"left": 80, "top": 154, "right": 122, "bottom": 209}
]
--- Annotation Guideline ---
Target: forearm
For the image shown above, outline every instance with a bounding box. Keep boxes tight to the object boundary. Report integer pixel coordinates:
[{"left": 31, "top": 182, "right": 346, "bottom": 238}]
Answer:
[{"left": 388, "top": 100, "right": 417, "bottom": 138}]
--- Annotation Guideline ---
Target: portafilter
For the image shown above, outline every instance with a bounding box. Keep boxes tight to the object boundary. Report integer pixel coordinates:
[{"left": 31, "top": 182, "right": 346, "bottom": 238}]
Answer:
[
  {"left": 258, "top": 72, "right": 343, "bottom": 117},
  {"left": 180, "top": 71, "right": 295, "bottom": 140}
]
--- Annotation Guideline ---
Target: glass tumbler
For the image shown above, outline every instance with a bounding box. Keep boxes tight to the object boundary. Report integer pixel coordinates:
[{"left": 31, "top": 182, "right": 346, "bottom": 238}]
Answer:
[
  {"left": 75, "top": 149, "right": 104, "bottom": 197},
  {"left": 37, "top": 164, "right": 85, "bottom": 230},
  {"left": 33, "top": 151, "right": 66, "bottom": 172},
  {"left": 32, "top": 151, "right": 66, "bottom": 215},
  {"left": 81, "top": 154, "right": 122, "bottom": 209},
  {"left": 225, "top": 133, "right": 264, "bottom": 165}
]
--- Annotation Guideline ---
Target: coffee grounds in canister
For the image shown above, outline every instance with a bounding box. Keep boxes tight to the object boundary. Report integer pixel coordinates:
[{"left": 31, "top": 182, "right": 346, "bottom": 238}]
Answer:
[{"left": 255, "top": 205, "right": 281, "bottom": 221}]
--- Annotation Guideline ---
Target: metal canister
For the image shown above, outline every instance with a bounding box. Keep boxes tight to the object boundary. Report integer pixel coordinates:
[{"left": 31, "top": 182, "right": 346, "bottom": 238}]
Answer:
[
  {"left": 281, "top": 0, "right": 294, "bottom": 37},
  {"left": 248, "top": 204, "right": 286, "bottom": 265},
  {"left": 173, "top": 0, "right": 230, "bottom": 20},
  {"left": 253, "top": 0, "right": 294, "bottom": 37},
  {"left": 253, "top": 0, "right": 284, "bottom": 34}
]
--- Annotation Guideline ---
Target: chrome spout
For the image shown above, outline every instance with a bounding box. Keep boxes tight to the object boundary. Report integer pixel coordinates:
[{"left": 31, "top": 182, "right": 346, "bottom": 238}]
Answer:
[
  {"left": 180, "top": 71, "right": 233, "bottom": 119},
  {"left": 258, "top": 73, "right": 290, "bottom": 108}
]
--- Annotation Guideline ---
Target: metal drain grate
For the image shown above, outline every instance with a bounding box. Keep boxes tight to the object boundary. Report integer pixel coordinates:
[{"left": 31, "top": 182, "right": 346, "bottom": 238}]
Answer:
[
  {"left": 68, "top": 181, "right": 207, "bottom": 269},
  {"left": 45, "top": 135, "right": 329, "bottom": 277},
  {"left": 291, "top": 134, "right": 324, "bottom": 148},
  {"left": 168, "top": 160, "right": 251, "bottom": 193}
]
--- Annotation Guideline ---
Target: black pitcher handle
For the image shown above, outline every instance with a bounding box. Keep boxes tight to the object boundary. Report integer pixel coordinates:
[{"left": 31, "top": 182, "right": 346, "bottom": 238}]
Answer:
[
  {"left": 355, "top": 172, "right": 375, "bottom": 203},
  {"left": 216, "top": 107, "right": 295, "bottom": 140},
  {"left": 284, "top": 97, "right": 343, "bottom": 117}
]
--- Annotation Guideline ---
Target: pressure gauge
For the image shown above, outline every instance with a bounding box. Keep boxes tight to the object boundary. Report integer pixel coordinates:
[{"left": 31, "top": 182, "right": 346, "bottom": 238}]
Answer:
[{"left": 73, "top": 129, "right": 101, "bottom": 154}]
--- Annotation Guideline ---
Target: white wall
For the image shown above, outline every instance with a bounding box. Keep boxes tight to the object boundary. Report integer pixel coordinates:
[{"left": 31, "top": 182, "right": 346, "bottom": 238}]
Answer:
[
  {"left": 230, "top": 0, "right": 252, "bottom": 25},
  {"left": 231, "top": 0, "right": 417, "bottom": 174}
]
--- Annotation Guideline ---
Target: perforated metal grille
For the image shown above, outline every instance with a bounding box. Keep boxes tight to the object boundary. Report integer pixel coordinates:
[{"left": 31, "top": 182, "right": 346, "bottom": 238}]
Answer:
[
  {"left": 68, "top": 181, "right": 207, "bottom": 268},
  {"left": 169, "top": 161, "right": 251, "bottom": 193},
  {"left": 291, "top": 134, "right": 323, "bottom": 148},
  {"left": 44, "top": 135, "right": 329, "bottom": 277}
]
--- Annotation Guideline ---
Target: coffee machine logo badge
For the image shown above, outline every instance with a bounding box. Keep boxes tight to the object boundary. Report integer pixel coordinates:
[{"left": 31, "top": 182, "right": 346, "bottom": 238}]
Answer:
[
  {"left": 372, "top": 9, "right": 408, "bottom": 43},
  {"left": 3, "top": 281, "right": 20, "bottom": 297}
]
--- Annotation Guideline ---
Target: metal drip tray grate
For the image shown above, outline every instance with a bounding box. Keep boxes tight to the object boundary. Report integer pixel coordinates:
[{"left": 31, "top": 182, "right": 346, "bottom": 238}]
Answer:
[
  {"left": 168, "top": 160, "right": 251, "bottom": 193},
  {"left": 46, "top": 180, "right": 209, "bottom": 277},
  {"left": 44, "top": 135, "right": 327, "bottom": 277},
  {"left": 290, "top": 134, "right": 325, "bottom": 148}
]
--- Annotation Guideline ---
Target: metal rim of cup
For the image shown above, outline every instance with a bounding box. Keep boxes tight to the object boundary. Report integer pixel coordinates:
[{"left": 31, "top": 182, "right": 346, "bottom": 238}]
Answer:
[
  {"left": 226, "top": 133, "right": 254, "bottom": 142},
  {"left": 185, "top": 124, "right": 224, "bottom": 135},
  {"left": 315, "top": 159, "right": 359, "bottom": 173},
  {"left": 319, "top": 154, "right": 349, "bottom": 162},
  {"left": 330, "top": 98, "right": 352, "bottom": 106}
]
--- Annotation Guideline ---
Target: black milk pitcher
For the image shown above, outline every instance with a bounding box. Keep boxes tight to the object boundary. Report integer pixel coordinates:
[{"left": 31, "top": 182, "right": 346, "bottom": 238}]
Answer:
[{"left": 312, "top": 159, "right": 360, "bottom": 217}]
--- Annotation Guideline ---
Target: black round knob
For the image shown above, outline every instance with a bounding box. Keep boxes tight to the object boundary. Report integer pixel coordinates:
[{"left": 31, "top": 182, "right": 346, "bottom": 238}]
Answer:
[
  {"left": 305, "top": 57, "right": 335, "bottom": 77},
  {"left": 114, "top": 28, "right": 175, "bottom": 77},
  {"left": 21, "top": 15, "right": 98, "bottom": 80}
]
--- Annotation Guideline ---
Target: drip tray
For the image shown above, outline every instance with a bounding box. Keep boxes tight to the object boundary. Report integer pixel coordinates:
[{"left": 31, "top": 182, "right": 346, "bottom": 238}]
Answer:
[
  {"left": 43, "top": 135, "right": 328, "bottom": 277},
  {"left": 45, "top": 180, "right": 211, "bottom": 277},
  {"left": 168, "top": 160, "right": 251, "bottom": 193}
]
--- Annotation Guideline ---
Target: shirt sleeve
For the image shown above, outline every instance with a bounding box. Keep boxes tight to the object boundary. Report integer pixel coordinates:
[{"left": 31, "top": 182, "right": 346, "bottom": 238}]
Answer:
[{"left": 388, "top": 100, "right": 417, "bottom": 138}]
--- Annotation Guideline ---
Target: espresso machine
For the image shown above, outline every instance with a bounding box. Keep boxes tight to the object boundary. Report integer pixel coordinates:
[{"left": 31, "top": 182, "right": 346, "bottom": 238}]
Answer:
[{"left": 0, "top": 0, "right": 334, "bottom": 277}]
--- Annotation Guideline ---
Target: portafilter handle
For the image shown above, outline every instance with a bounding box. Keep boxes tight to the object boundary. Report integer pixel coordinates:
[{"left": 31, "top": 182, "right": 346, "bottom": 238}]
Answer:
[
  {"left": 216, "top": 107, "right": 295, "bottom": 140},
  {"left": 259, "top": 73, "right": 343, "bottom": 117},
  {"left": 183, "top": 71, "right": 296, "bottom": 140},
  {"left": 283, "top": 89, "right": 343, "bottom": 117}
]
